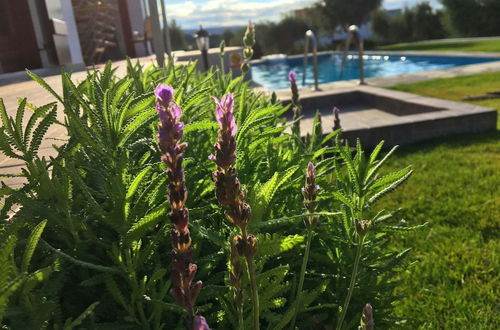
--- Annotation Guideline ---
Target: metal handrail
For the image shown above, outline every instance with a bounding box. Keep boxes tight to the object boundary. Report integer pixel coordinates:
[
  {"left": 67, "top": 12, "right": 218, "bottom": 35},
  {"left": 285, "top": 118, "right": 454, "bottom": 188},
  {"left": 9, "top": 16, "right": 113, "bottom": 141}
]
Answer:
[
  {"left": 303, "top": 30, "right": 319, "bottom": 91},
  {"left": 343, "top": 25, "right": 365, "bottom": 85}
]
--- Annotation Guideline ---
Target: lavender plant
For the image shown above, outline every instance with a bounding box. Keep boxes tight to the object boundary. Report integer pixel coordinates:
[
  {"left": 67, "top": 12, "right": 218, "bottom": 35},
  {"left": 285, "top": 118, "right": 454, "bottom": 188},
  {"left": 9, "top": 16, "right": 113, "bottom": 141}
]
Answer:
[
  {"left": 242, "top": 21, "right": 255, "bottom": 75},
  {"left": 155, "top": 85, "right": 206, "bottom": 327},
  {"left": 209, "top": 94, "right": 260, "bottom": 329},
  {"left": 0, "top": 59, "right": 418, "bottom": 329},
  {"left": 289, "top": 162, "right": 320, "bottom": 329}
]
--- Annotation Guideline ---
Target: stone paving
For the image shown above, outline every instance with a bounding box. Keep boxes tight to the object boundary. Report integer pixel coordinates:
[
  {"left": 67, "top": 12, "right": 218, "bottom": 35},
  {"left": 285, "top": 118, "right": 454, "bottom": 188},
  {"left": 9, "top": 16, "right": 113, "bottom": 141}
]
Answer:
[
  {"left": 284, "top": 85, "right": 497, "bottom": 147},
  {"left": 0, "top": 56, "right": 158, "bottom": 191}
]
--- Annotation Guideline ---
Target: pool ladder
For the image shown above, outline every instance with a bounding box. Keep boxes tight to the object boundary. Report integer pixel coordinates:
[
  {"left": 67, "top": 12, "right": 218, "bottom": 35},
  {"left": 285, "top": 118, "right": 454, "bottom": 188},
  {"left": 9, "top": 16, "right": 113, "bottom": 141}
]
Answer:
[
  {"left": 340, "top": 25, "right": 366, "bottom": 85},
  {"left": 303, "top": 30, "right": 319, "bottom": 91}
]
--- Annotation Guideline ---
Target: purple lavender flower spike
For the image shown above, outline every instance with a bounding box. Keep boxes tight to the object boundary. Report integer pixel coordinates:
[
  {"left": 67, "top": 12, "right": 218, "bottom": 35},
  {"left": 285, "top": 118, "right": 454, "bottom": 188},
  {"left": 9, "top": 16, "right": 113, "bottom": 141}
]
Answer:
[
  {"left": 156, "top": 84, "right": 202, "bottom": 320},
  {"left": 302, "top": 162, "right": 320, "bottom": 227},
  {"left": 289, "top": 70, "right": 297, "bottom": 83}
]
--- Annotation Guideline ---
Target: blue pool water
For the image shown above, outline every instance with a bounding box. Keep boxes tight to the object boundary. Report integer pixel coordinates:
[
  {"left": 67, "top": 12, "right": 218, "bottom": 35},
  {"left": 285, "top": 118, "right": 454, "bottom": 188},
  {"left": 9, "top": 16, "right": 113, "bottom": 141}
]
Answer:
[{"left": 251, "top": 54, "right": 500, "bottom": 90}]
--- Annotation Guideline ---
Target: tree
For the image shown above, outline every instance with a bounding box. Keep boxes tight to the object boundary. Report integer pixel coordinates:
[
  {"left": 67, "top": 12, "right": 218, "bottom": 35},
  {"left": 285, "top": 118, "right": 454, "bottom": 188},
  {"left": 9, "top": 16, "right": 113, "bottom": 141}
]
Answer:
[
  {"left": 441, "top": 0, "right": 500, "bottom": 36},
  {"left": 371, "top": 9, "right": 392, "bottom": 42},
  {"left": 413, "top": 2, "right": 445, "bottom": 41},
  {"left": 319, "top": 0, "right": 382, "bottom": 31},
  {"left": 371, "top": 3, "right": 446, "bottom": 44},
  {"left": 167, "top": 19, "right": 186, "bottom": 51},
  {"left": 271, "top": 16, "right": 309, "bottom": 54},
  {"left": 222, "top": 28, "right": 235, "bottom": 46}
]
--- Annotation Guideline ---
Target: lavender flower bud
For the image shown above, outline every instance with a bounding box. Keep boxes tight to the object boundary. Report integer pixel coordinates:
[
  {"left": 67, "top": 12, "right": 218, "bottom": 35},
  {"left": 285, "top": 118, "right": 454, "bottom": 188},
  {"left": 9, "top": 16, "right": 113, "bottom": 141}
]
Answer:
[
  {"left": 243, "top": 20, "right": 255, "bottom": 50},
  {"left": 193, "top": 315, "right": 211, "bottom": 330},
  {"left": 230, "top": 236, "right": 244, "bottom": 306},
  {"left": 245, "top": 235, "right": 257, "bottom": 259},
  {"left": 355, "top": 219, "right": 372, "bottom": 237},
  {"left": 289, "top": 70, "right": 302, "bottom": 138},
  {"left": 359, "top": 303, "right": 374, "bottom": 330},
  {"left": 242, "top": 20, "right": 255, "bottom": 74},
  {"left": 301, "top": 162, "right": 320, "bottom": 227},
  {"left": 302, "top": 163, "right": 320, "bottom": 209}
]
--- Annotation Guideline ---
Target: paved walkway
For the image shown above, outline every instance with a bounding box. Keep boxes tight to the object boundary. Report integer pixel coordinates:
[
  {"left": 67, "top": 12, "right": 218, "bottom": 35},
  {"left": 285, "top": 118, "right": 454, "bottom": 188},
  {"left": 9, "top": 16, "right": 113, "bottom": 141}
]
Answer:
[{"left": 0, "top": 56, "right": 158, "bottom": 191}]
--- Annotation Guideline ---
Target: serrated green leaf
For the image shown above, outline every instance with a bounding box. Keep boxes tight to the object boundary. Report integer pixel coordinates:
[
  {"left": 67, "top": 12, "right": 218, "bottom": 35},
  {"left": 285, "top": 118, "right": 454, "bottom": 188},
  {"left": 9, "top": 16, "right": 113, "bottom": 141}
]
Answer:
[{"left": 21, "top": 220, "right": 47, "bottom": 272}]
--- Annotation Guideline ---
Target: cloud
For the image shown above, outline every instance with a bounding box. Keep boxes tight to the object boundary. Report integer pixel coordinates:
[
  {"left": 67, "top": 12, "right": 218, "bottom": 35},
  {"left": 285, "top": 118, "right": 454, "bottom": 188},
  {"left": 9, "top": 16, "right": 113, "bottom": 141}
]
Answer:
[
  {"left": 163, "top": 0, "right": 441, "bottom": 29},
  {"left": 164, "top": 0, "right": 316, "bottom": 28}
]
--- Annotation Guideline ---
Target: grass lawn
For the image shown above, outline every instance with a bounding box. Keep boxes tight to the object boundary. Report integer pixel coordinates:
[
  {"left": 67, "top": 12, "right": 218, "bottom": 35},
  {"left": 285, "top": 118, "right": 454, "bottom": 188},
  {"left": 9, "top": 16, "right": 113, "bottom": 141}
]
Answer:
[
  {"left": 378, "top": 39, "right": 500, "bottom": 53},
  {"left": 375, "top": 72, "right": 500, "bottom": 328}
]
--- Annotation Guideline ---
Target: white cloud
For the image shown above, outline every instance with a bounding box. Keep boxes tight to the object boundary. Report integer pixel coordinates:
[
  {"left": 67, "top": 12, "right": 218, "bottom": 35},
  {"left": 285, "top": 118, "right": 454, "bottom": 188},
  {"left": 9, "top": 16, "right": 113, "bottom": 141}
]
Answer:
[
  {"left": 165, "top": 0, "right": 316, "bottom": 28},
  {"left": 163, "top": 0, "right": 441, "bottom": 29}
]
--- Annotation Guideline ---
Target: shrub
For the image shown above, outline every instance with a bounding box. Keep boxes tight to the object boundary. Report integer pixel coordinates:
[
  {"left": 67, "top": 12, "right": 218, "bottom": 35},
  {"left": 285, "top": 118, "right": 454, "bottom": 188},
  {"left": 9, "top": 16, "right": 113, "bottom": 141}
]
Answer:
[{"left": 0, "top": 60, "right": 418, "bottom": 329}]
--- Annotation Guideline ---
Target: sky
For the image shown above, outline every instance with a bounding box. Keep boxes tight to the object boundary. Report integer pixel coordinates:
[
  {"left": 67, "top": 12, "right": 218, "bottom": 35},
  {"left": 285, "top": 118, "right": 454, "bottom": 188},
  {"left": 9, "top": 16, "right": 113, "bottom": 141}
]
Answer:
[{"left": 163, "top": 0, "right": 442, "bottom": 29}]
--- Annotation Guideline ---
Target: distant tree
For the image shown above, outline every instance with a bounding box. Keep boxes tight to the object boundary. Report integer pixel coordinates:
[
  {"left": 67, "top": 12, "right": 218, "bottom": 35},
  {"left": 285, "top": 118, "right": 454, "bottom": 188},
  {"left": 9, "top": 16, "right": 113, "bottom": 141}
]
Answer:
[
  {"left": 440, "top": 0, "right": 500, "bottom": 36},
  {"left": 318, "top": 0, "right": 382, "bottom": 31},
  {"left": 167, "top": 19, "right": 186, "bottom": 50},
  {"left": 371, "top": 3, "right": 446, "bottom": 44},
  {"left": 271, "top": 16, "right": 309, "bottom": 54},
  {"left": 371, "top": 9, "right": 392, "bottom": 42},
  {"left": 413, "top": 2, "right": 446, "bottom": 41},
  {"left": 222, "top": 28, "right": 235, "bottom": 46}
]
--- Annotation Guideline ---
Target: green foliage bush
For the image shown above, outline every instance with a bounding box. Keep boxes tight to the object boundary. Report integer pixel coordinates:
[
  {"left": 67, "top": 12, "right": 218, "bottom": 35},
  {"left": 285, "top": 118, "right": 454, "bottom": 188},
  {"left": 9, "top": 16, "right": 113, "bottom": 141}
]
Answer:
[
  {"left": 371, "top": 3, "right": 446, "bottom": 44},
  {"left": 0, "top": 61, "right": 417, "bottom": 329}
]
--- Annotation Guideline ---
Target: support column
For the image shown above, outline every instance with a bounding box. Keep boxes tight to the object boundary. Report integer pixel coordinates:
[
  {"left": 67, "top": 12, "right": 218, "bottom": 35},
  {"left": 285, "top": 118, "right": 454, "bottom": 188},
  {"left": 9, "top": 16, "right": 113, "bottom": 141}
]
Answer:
[
  {"left": 160, "top": 0, "right": 172, "bottom": 55},
  {"left": 59, "top": 0, "right": 84, "bottom": 65},
  {"left": 147, "top": 0, "right": 165, "bottom": 67}
]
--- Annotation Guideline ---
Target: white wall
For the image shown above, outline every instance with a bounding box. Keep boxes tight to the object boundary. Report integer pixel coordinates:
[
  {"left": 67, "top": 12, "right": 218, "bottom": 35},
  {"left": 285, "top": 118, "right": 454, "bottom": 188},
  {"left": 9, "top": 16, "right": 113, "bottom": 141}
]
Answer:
[{"left": 59, "top": 0, "right": 84, "bottom": 65}]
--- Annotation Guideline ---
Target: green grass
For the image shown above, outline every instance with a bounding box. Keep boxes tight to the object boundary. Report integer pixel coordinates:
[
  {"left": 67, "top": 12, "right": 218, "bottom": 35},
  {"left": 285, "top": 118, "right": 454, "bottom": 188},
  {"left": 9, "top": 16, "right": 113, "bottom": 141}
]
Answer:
[
  {"left": 376, "top": 72, "right": 500, "bottom": 328},
  {"left": 378, "top": 39, "right": 500, "bottom": 53},
  {"left": 391, "top": 71, "right": 500, "bottom": 127}
]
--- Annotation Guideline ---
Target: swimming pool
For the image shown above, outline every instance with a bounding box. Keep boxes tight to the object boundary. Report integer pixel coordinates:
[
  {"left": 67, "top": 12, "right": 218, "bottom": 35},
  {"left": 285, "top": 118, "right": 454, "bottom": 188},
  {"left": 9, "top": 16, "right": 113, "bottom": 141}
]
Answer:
[{"left": 251, "top": 53, "right": 500, "bottom": 90}]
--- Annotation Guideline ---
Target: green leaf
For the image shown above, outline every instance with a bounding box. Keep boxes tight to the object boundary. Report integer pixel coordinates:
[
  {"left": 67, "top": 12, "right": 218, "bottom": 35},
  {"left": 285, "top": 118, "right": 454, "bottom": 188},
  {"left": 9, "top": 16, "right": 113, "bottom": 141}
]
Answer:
[
  {"left": 184, "top": 121, "right": 218, "bottom": 134},
  {"left": 63, "top": 302, "right": 100, "bottom": 330},
  {"left": 121, "top": 92, "right": 154, "bottom": 122},
  {"left": 124, "top": 202, "right": 168, "bottom": 246},
  {"left": 26, "top": 70, "right": 64, "bottom": 103},
  {"left": 14, "top": 98, "right": 27, "bottom": 143},
  {"left": 331, "top": 190, "right": 356, "bottom": 210},
  {"left": 42, "top": 240, "right": 120, "bottom": 274},
  {"left": 119, "top": 108, "right": 157, "bottom": 147},
  {"left": 251, "top": 165, "right": 299, "bottom": 225},
  {"left": 28, "top": 105, "right": 57, "bottom": 157},
  {"left": 367, "top": 169, "right": 413, "bottom": 206},
  {"left": 256, "top": 233, "right": 305, "bottom": 258},
  {"left": 124, "top": 165, "right": 153, "bottom": 217},
  {"left": 21, "top": 220, "right": 47, "bottom": 272}
]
